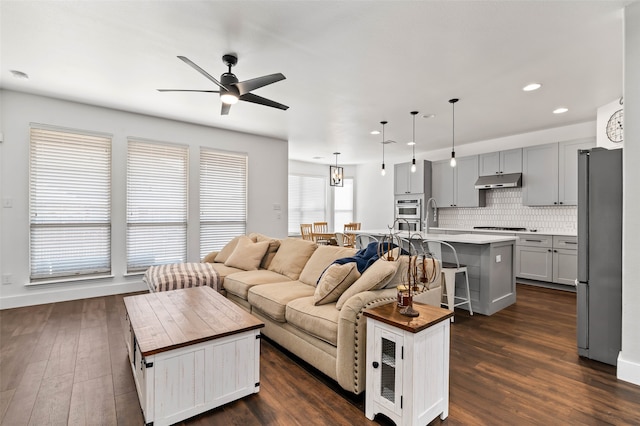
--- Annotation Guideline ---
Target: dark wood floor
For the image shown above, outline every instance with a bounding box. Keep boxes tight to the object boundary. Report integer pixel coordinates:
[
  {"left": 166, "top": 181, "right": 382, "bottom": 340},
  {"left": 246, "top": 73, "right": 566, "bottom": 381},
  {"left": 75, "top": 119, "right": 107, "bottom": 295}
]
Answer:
[{"left": 1, "top": 284, "right": 639, "bottom": 425}]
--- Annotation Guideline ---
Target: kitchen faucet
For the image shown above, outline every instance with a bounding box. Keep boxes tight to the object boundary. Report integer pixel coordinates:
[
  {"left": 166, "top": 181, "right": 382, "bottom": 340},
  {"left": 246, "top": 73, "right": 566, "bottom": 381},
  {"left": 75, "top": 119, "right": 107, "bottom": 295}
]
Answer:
[{"left": 424, "top": 197, "right": 438, "bottom": 235}]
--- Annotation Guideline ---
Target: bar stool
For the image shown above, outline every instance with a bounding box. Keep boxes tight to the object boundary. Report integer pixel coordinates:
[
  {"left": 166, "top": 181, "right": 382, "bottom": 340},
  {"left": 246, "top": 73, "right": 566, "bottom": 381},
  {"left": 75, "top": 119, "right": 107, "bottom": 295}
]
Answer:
[{"left": 426, "top": 240, "right": 473, "bottom": 315}]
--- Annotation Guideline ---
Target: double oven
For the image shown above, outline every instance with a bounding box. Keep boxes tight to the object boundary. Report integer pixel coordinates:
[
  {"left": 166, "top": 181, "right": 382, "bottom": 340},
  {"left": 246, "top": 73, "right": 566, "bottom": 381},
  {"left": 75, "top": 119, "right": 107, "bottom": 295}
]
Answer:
[{"left": 395, "top": 198, "right": 422, "bottom": 232}]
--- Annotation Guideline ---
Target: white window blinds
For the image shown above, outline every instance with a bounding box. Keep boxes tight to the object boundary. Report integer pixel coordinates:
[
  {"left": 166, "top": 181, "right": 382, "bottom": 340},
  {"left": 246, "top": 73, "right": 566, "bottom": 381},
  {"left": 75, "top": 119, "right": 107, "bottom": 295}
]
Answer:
[
  {"left": 288, "top": 174, "right": 326, "bottom": 234},
  {"left": 127, "top": 140, "right": 188, "bottom": 272},
  {"left": 334, "top": 177, "right": 354, "bottom": 230},
  {"left": 200, "top": 149, "right": 247, "bottom": 259},
  {"left": 29, "top": 127, "right": 112, "bottom": 281}
]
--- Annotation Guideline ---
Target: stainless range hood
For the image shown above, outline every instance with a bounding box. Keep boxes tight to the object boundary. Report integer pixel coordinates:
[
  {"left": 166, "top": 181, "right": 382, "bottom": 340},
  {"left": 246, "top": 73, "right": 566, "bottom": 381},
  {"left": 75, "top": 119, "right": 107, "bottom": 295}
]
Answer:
[{"left": 474, "top": 173, "right": 522, "bottom": 189}]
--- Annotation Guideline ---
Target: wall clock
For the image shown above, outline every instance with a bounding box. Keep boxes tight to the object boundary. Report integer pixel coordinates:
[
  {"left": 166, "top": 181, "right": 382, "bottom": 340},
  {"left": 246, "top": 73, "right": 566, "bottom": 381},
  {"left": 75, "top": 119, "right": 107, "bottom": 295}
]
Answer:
[{"left": 606, "top": 108, "right": 624, "bottom": 143}]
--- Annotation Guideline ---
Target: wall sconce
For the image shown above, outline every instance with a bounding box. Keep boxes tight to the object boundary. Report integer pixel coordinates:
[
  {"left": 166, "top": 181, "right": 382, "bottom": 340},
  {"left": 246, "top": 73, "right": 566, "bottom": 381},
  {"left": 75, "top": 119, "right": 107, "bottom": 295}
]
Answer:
[{"left": 330, "top": 152, "right": 344, "bottom": 187}]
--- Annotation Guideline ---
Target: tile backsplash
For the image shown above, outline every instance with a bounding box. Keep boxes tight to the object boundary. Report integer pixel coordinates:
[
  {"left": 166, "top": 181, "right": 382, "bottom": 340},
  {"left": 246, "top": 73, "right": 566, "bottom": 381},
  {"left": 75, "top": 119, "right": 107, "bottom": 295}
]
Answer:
[{"left": 437, "top": 188, "right": 577, "bottom": 233}]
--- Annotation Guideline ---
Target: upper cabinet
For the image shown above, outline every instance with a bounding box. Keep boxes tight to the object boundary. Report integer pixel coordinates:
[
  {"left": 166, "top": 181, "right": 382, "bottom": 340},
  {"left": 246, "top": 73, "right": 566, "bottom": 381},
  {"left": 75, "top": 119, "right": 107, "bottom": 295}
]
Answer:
[
  {"left": 432, "top": 155, "right": 486, "bottom": 207},
  {"left": 394, "top": 160, "right": 432, "bottom": 195},
  {"left": 522, "top": 139, "right": 596, "bottom": 206},
  {"left": 478, "top": 148, "right": 522, "bottom": 176}
]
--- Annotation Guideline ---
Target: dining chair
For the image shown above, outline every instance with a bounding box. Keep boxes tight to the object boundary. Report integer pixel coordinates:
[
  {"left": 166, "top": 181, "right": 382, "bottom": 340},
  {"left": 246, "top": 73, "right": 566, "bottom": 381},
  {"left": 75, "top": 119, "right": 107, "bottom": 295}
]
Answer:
[
  {"left": 313, "top": 222, "right": 330, "bottom": 244},
  {"left": 343, "top": 223, "right": 360, "bottom": 248},
  {"left": 426, "top": 240, "right": 473, "bottom": 315},
  {"left": 355, "top": 234, "right": 379, "bottom": 250},
  {"left": 334, "top": 232, "right": 346, "bottom": 247},
  {"left": 300, "top": 224, "right": 314, "bottom": 241}
]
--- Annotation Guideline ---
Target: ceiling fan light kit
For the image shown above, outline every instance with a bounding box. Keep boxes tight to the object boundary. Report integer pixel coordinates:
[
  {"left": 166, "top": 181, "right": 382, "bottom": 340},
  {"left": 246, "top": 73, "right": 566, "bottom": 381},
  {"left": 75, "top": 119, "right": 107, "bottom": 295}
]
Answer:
[{"left": 158, "top": 53, "right": 288, "bottom": 115}]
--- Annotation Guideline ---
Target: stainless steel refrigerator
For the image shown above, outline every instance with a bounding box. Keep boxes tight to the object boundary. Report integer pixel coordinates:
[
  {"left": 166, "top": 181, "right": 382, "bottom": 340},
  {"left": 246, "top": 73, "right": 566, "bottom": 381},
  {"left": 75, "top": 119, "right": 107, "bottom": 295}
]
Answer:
[{"left": 577, "top": 147, "right": 622, "bottom": 366}]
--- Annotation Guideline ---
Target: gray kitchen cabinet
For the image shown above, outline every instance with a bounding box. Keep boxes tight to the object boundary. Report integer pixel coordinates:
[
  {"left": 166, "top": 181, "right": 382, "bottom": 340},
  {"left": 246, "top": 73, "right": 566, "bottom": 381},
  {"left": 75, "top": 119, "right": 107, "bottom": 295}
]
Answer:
[
  {"left": 523, "top": 139, "right": 595, "bottom": 206},
  {"left": 558, "top": 139, "right": 596, "bottom": 205},
  {"left": 522, "top": 143, "right": 558, "bottom": 206},
  {"left": 432, "top": 156, "right": 485, "bottom": 208},
  {"left": 394, "top": 160, "right": 431, "bottom": 195},
  {"left": 515, "top": 235, "right": 553, "bottom": 282},
  {"left": 431, "top": 160, "right": 455, "bottom": 207},
  {"left": 478, "top": 148, "right": 522, "bottom": 176},
  {"left": 552, "top": 236, "right": 578, "bottom": 286}
]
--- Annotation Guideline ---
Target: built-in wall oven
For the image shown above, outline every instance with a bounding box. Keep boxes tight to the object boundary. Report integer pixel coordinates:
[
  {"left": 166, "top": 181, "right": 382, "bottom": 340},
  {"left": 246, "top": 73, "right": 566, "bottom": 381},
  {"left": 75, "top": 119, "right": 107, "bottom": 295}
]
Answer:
[{"left": 395, "top": 198, "right": 422, "bottom": 232}]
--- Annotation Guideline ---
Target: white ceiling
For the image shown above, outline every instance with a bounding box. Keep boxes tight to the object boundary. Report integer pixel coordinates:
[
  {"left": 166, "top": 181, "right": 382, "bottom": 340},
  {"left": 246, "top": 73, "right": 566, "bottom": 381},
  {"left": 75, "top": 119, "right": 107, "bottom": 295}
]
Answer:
[{"left": 0, "top": 1, "right": 629, "bottom": 165}]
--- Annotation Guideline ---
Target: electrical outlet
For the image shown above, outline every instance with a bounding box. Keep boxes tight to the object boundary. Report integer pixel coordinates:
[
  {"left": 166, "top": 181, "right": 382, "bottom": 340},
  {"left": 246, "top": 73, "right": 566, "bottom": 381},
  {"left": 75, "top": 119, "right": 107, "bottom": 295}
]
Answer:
[
  {"left": 496, "top": 255, "right": 502, "bottom": 263},
  {"left": 2, "top": 274, "right": 12, "bottom": 285}
]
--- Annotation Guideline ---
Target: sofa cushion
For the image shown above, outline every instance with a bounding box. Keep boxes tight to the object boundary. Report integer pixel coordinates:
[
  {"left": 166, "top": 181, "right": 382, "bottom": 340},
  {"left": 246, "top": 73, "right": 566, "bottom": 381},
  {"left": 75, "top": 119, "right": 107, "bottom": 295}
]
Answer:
[
  {"left": 208, "top": 263, "right": 245, "bottom": 281},
  {"left": 213, "top": 235, "right": 256, "bottom": 263},
  {"left": 335, "top": 258, "right": 399, "bottom": 310},
  {"left": 286, "top": 296, "right": 339, "bottom": 346},
  {"left": 248, "top": 281, "right": 315, "bottom": 322},
  {"left": 298, "top": 245, "right": 357, "bottom": 286},
  {"left": 224, "top": 236, "right": 270, "bottom": 271},
  {"left": 223, "top": 270, "right": 292, "bottom": 300},
  {"left": 249, "top": 233, "right": 281, "bottom": 269},
  {"left": 314, "top": 262, "right": 360, "bottom": 305},
  {"left": 383, "top": 255, "right": 411, "bottom": 289},
  {"left": 202, "top": 251, "right": 218, "bottom": 263},
  {"left": 267, "top": 238, "right": 317, "bottom": 280}
]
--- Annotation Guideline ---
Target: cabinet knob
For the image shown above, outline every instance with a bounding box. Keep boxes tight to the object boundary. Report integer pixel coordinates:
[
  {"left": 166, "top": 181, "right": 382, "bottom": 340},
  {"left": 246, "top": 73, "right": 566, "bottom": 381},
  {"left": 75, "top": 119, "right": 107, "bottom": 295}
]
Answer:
[
  {"left": 372, "top": 361, "right": 379, "bottom": 369},
  {"left": 548, "top": 249, "right": 552, "bottom": 252},
  {"left": 554, "top": 249, "right": 558, "bottom": 253},
  {"left": 554, "top": 202, "right": 558, "bottom": 205},
  {"left": 559, "top": 202, "right": 563, "bottom": 205}
]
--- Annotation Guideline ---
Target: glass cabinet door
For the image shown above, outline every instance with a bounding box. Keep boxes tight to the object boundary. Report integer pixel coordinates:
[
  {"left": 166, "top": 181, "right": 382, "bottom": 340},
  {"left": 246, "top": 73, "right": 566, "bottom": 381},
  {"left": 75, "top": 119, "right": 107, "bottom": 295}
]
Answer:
[{"left": 373, "top": 326, "right": 403, "bottom": 415}]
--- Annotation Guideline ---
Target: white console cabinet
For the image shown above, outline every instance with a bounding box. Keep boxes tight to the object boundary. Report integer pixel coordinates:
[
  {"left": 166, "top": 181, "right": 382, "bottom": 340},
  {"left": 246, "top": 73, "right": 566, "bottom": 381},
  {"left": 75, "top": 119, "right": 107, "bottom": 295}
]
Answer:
[{"left": 365, "top": 302, "right": 453, "bottom": 425}]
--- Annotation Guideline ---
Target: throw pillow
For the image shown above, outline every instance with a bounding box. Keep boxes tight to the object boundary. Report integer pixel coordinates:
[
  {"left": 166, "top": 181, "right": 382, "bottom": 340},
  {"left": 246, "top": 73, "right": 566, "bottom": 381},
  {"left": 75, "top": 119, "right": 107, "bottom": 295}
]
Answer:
[
  {"left": 314, "top": 263, "right": 361, "bottom": 305},
  {"left": 224, "top": 236, "right": 270, "bottom": 271},
  {"left": 268, "top": 238, "right": 317, "bottom": 280},
  {"left": 250, "top": 233, "right": 281, "bottom": 269},
  {"left": 298, "top": 245, "right": 357, "bottom": 286},
  {"left": 202, "top": 251, "right": 218, "bottom": 263},
  {"left": 214, "top": 235, "right": 252, "bottom": 263},
  {"left": 335, "top": 259, "right": 399, "bottom": 310}
]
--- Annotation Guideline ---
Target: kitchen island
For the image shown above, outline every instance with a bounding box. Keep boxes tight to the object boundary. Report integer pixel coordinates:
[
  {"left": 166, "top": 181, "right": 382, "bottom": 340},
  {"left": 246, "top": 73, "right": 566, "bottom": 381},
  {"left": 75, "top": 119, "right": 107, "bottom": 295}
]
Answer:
[{"left": 357, "top": 229, "right": 517, "bottom": 316}]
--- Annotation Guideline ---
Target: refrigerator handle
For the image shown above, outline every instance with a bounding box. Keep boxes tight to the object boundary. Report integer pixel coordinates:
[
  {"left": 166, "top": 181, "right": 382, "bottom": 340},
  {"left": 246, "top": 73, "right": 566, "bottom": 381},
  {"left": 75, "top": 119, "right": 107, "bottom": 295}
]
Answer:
[{"left": 577, "top": 150, "right": 589, "bottom": 283}]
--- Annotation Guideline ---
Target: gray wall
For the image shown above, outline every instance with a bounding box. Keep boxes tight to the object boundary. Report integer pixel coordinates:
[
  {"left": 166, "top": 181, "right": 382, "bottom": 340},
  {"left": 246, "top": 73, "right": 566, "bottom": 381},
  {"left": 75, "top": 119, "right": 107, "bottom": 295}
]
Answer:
[{"left": 0, "top": 90, "right": 288, "bottom": 309}]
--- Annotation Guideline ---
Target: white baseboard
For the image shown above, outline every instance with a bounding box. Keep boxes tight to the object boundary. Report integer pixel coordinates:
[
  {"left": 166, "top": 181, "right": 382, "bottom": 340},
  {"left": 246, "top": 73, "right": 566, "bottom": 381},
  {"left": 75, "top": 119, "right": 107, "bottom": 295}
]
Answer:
[
  {"left": 0, "top": 280, "right": 148, "bottom": 309},
  {"left": 617, "top": 352, "right": 640, "bottom": 386}
]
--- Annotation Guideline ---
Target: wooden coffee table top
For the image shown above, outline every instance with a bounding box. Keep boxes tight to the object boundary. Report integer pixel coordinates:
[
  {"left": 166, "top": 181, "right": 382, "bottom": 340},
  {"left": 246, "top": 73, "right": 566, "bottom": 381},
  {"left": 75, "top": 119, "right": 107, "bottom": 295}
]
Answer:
[{"left": 124, "top": 286, "right": 264, "bottom": 357}]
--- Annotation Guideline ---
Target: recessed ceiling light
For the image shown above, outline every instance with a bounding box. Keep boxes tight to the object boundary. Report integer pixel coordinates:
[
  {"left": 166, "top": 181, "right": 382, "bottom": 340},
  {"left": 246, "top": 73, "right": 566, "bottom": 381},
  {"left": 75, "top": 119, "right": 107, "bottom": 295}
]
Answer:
[
  {"left": 312, "top": 156, "right": 324, "bottom": 160},
  {"left": 10, "top": 70, "right": 29, "bottom": 80},
  {"left": 370, "top": 130, "right": 381, "bottom": 135},
  {"left": 523, "top": 83, "right": 541, "bottom": 92},
  {"left": 553, "top": 107, "right": 568, "bottom": 114},
  {"left": 422, "top": 114, "right": 435, "bottom": 119}
]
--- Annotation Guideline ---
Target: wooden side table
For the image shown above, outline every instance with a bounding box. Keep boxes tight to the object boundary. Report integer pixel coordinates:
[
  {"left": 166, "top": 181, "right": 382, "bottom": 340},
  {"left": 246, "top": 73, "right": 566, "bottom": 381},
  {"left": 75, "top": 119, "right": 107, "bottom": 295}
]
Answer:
[{"left": 364, "top": 302, "right": 453, "bottom": 425}]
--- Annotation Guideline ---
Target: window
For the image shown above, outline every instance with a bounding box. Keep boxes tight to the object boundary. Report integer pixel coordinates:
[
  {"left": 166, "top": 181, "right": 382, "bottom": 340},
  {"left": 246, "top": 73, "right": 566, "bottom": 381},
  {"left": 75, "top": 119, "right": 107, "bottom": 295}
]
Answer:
[
  {"left": 288, "top": 174, "right": 327, "bottom": 234},
  {"left": 29, "top": 127, "right": 112, "bottom": 281},
  {"left": 126, "top": 140, "right": 188, "bottom": 272},
  {"left": 334, "top": 177, "right": 354, "bottom": 230},
  {"left": 200, "top": 149, "right": 247, "bottom": 259}
]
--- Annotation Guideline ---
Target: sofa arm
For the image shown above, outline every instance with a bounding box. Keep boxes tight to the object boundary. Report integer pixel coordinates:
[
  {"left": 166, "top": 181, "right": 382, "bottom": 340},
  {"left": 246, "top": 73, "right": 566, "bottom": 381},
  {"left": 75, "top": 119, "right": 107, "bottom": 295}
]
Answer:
[{"left": 335, "top": 288, "right": 396, "bottom": 394}]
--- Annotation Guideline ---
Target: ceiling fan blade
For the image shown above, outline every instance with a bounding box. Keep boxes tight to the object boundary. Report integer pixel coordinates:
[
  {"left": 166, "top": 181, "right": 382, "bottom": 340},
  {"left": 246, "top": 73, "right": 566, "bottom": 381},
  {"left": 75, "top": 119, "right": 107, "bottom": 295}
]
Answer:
[
  {"left": 177, "top": 56, "right": 228, "bottom": 90},
  {"left": 221, "top": 103, "right": 231, "bottom": 115},
  {"left": 234, "top": 73, "right": 286, "bottom": 96},
  {"left": 157, "top": 89, "right": 220, "bottom": 93},
  {"left": 239, "top": 93, "right": 289, "bottom": 110}
]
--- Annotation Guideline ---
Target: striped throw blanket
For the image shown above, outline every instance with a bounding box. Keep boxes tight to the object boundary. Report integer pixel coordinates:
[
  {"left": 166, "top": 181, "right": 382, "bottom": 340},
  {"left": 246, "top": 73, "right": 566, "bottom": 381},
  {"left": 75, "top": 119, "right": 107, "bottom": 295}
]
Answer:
[{"left": 143, "top": 262, "right": 221, "bottom": 293}]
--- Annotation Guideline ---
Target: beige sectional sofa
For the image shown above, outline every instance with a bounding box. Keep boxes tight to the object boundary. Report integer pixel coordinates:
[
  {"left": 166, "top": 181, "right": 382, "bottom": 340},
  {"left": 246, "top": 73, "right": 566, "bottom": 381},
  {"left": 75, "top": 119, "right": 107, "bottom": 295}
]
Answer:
[{"left": 203, "top": 233, "right": 442, "bottom": 395}]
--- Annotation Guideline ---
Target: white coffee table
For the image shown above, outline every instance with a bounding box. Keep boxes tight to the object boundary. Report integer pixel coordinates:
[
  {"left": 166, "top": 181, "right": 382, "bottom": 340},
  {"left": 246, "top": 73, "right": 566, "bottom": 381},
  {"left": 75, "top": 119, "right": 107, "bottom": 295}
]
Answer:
[{"left": 124, "top": 286, "right": 264, "bottom": 426}]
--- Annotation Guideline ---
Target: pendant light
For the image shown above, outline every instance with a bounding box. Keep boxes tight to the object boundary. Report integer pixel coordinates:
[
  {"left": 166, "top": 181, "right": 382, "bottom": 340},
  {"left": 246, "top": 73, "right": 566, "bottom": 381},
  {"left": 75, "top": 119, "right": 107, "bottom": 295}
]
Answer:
[
  {"left": 380, "top": 121, "right": 388, "bottom": 176},
  {"left": 409, "top": 111, "right": 418, "bottom": 173},
  {"left": 449, "top": 98, "right": 459, "bottom": 167},
  {"left": 329, "top": 152, "right": 344, "bottom": 187}
]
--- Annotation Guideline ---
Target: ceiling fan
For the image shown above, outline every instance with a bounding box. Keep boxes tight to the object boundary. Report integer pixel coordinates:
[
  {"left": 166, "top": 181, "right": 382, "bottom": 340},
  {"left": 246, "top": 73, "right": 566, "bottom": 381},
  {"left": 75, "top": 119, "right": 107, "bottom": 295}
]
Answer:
[{"left": 158, "top": 54, "right": 288, "bottom": 115}]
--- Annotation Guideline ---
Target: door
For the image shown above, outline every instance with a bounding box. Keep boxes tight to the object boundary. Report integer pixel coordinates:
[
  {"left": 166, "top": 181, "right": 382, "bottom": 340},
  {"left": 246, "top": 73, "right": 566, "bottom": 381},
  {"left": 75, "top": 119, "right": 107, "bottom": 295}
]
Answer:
[
  {"left": 500, "top": 148, "right": 523, "bottom": 174},
  {"left": 553, "top": 248, "right": 577, "bottom": 285},
  {"left": 558, "top": 139, "right": 596, "bottom": 205},
  {"left": 455, "top": 155, "right": 484, "bottom": 207},
  {"left": 516, "top": 245, "right": 553, "bottom": 282},
  {"left": 478, "top": 151, "right": 500, "bottom": 176}
]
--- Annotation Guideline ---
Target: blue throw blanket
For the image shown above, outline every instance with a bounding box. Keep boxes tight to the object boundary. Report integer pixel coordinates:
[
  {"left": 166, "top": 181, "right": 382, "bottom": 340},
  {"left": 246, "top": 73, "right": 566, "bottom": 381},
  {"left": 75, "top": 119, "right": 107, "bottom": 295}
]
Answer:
[{"left": 333, "top": 241, "right": 407, "bottom": 273}]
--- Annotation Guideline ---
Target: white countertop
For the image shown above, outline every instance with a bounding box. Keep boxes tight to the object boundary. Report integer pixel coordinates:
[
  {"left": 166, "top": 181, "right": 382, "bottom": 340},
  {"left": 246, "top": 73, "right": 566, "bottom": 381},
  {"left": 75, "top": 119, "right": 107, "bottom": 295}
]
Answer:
[
  {"left": 429, "top": 226, "right": 577, "bottom": 237},
  {"left": 356, "top": 229, "right": 517, "bottom": 245}
]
